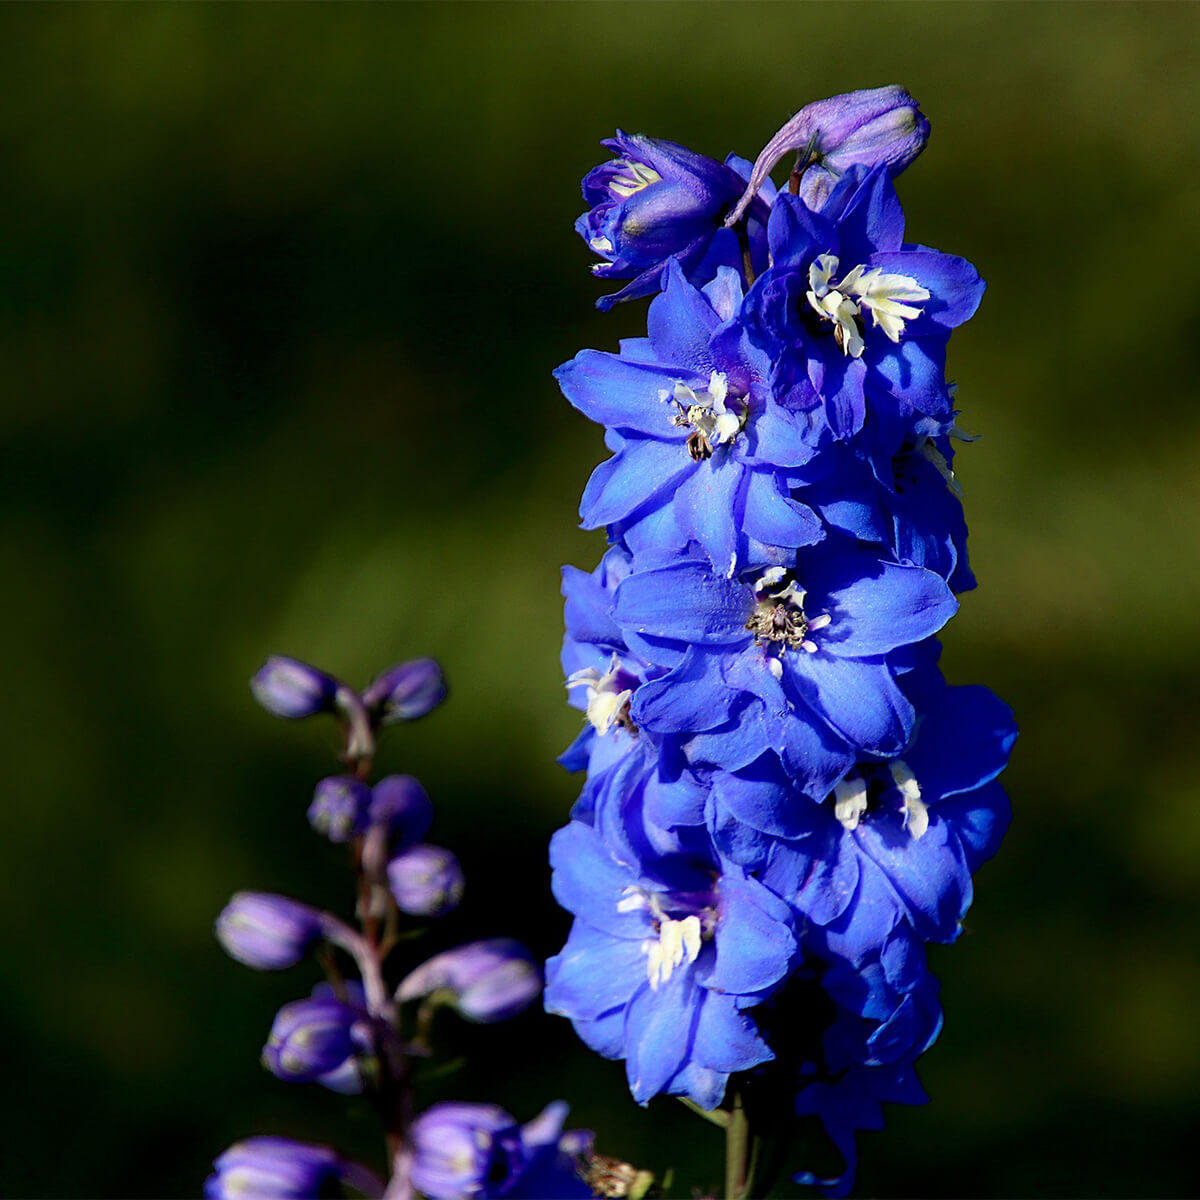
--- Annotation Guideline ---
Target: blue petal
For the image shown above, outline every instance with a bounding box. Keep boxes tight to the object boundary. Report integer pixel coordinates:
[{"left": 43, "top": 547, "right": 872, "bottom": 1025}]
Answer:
[
  {"left": 633, "top": 647, "right": 738, "bottom": 734},
  {"left": 835, "top": 168, "right": 905, "bottom": 263},
  {"left": 624, "top": 972, "right": 698, "bottom": 1103},
  {"left": 820, "top": 561, "right": 957, "bottom": 658},
  {"left": 786, "top": 654, "right": 913, "bottom": 755},
  {"left": 647, "top": 260, "right": 721, "bottom": 367},
  {"left": 767, "top": 193, "right": 832, "bottom": 265},
  {"left": 664, "top": 1060, "right": 727, "bottom": 1111},
  {"left": 562, "top": 565, "right": 621, "bottom": 650},
  {"left": 548, "top": 823, "right": 645, "bottom": 937},
  {"left": 692, "top": 990, "right": 774, "bottom": 1073},
  {"left": 742, "top": 470, "right": 824, "bottom": 551},
  {"left": 615, "top": 563, "right": 749, "bottom": 645},
  {"left": 870, "top": 338, "right": 950, "bottom": 416},
  {"left": 671, "top": 453, "right": 744, "bottom": 572},
  {"left": 555, "top": 351, "right": 695, "bottom": 437},
  {"left": 580, "top": 436, "right": 692, "bottom": 528},
  {"left": 869, "top": 248, "right": 985, "bottom": 331},
  {"left": 544, "top": 922, "right": 646, "bottom": 1021},
  {"left": 905, "top": 684, "right": 1017, "bottom": 799},
  {"left": 709, "top": 875, "right": 797, "bottom": 994},
  {"left": 809, "top": 352, "right": 867, "bottom": 440},
  {"left": 710, "top": 762, "right": 816, "bottom": 839}
]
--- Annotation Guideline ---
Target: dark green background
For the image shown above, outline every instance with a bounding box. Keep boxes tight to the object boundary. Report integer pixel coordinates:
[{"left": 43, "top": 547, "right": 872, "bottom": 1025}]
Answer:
[{"left": 3, "top": 3, "right": 1198, "bottom": 1196}]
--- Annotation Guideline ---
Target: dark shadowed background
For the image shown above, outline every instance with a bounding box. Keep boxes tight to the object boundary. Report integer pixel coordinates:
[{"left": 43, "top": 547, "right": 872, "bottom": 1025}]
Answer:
[{"left": 2, "top": 3, "right": 1199, "bottom": 1196}]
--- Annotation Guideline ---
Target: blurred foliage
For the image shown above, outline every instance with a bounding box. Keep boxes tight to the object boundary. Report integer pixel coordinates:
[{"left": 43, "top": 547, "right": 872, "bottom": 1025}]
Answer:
[{"left": 1, "top": 3, "right": 1199, "bottom": 1196}]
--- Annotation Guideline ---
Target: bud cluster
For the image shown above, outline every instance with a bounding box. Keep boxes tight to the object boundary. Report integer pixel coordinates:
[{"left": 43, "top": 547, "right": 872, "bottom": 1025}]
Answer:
[
  {"left": 548, "top": 88, "right": 1016, "bottom": 1196},
  {"left": 209, "top": 656, "right": 590, "bottom": 1199}
]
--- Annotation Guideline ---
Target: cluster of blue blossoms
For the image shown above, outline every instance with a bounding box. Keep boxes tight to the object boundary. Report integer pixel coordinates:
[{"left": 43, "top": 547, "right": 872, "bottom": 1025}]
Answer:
[
  {"left": 209, "top": 657, "right": 591, "bottom": 1200},
  {"left": 546, "top": 87, "right": 1016, "bottom": 1195}
]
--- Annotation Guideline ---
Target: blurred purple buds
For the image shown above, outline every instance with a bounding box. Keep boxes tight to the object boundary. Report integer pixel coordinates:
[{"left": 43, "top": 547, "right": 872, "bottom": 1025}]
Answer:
[
  {"left": 261, "top": 985, "right": 374, "bottom": 1094},
  {"left": 386, "top": 845, "right": 465, "bottom": 917},
  {"left": 410, "top": 1102, "right": 592, "bottom": 1200},
  {"left": 215, "top": 892, "right": 324, "bottom": 971},
  {"left": 204, "top": 1137, "right": 344, "bottom": 1200},
  {"left": 250, "top": 656, "right": 338, "bottom": 721},
  {"left": 204, "top": 1137, "right": 384, "bottom": 1200},
  {"left": 368, "top": 774, "right": 433, "bottom": 845},
  {"left": 362, "top": 658, "right": 446, "bottom": 725},
  {"left": 726, "top": 84, "right": 930, "bottom": 222},
  {"left": 410, "top": 1103, "right": 521, "bottom": 1200},
  {"left": 308, "top": 775, "right": 372, "bottom": 844},
  {"left": 397, "top": 938, "right": 542, "bottom": 1023}
]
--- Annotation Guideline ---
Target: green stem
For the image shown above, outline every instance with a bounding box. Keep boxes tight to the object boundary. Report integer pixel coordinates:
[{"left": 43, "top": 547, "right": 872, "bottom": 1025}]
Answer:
[{"left": 724, "top": 1092, "right": 750, "bottom": 1200}]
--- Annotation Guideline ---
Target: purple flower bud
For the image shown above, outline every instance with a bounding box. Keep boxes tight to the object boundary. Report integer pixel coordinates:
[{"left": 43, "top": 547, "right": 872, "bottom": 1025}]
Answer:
[
  {"left": 308, "top": 775, "right": 372, "bottom": 844},
  {"left": 368, "top": 774, "right": 433, "bottom": 845},
  {"left": 577, "top": 131, "right": 754, "bottom": 310},
  {"left": 204, "top": 1137, "right": 345, "bottom": 1199},
  {"left": 411, "top": 1104, "right": 520, "bottom": 1200},
  {"left": 411, "top": 1102, "right": 592, "bottom": 1200},
  {"left": 250, "top": 655, "right": 338, "bottom": 720},
  {"left": 386, "top": 845, "right": 465, "bottom": 917},
  {"left": 262, "top": 987, "right": 373, "bottom": 1094},
  {"left": 397, "top": 938, "right": 542, "bottom": 1023},
  {"left": 362, "top": 658, "right": 446, "bottom": 724},
  {"left": 726, "top": 85, "right": 930, "bottom": 223},
  {"left": 215, "top": 892, "right": 324, "bottom": 970}
]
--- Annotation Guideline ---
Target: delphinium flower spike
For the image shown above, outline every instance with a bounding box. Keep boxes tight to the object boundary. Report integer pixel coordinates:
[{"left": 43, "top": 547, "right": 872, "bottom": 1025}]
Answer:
[
  {"left": 549, "top": 89, "right": 1015, "bottom": 1197},
  {"left": 212, "top": 656, "right": 594, "bottom": 1199}
]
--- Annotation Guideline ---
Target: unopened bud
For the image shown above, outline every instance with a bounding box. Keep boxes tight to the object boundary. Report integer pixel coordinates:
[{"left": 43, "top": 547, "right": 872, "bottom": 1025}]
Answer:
[
  {"left": 397, "top": 938, "right": 542, "bottom": 1023},
  {"left": 726, "top": 85, "right": 929, "bottom": 223},
  {"left": 308, "top": 775, "right": 371, "bottom": 844},
  {"left": 215, "top": 892, "right": 324, "bottom": 971},
  {"left": 368, "top": 774, "right": 434, "bottom": 846},
  {"left": 204, "top": 1137, "right": 345, "bottom": 1200},
  {"left": 386, "top": 845, "right": 465, "bottom": 918},
  {"left": 250, "top": 656, "right": 338, "bottom": 721},
  {"left": 261, "top": 986, "right": 373, "bottom": 1094},
  {"left": 362, "top": 658, "right": 446, "bottom": 724}
]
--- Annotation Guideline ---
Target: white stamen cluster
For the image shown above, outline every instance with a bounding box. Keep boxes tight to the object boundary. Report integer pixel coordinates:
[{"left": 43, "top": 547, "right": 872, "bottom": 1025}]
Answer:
[
  {"left": 890, "top": 759, "right": 928, "bottom": 840},
  {"left": 661, "top": 371, "right": 745, "bottom": 461},
  {"left": 806, "top": 253, "right": 929, "bottom": 358},
  {"left": 644, "top": 916, "right": 703, "bottom": 991},
  {"left": 608, "top": 159, "right": 662, "bottom": 199},
  {"left": 566, "top": 653, "right": 634, "bottom": 735},
  {"left": 832, "top": 760, "right": 928, "bottom": 840}
]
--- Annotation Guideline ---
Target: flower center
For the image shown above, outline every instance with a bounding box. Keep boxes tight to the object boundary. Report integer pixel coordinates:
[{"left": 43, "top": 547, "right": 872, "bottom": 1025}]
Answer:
[
  {"left": 805, "top": 253, "right": 929, "bottom": 358},
  {"left": 744, "top": 567, "right": 830, "bottom": 654},
  {"left": 566, "top": 654, "right": 637, "bottom": 736},
  {"left": 618, "top": 887, "right": 716, "bottom": 990},
  {"left": 832, "top": 759, "right": 928, "bottom": 839},
  {"left": 662, "top": 371, "right": 746, "bottom": 461},
  {"left": 608, "top": 159, "right": 662, "bottom": 199}
]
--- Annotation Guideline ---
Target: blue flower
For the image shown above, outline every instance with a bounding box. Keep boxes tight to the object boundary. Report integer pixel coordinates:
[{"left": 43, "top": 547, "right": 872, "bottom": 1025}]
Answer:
[
  {"left": 613, "top": 542, "right": 957, "bottom": 784},
  {"left": 557, "top": 262, "right": 824, "bottom": 574},
  {"left": 578, "top": 132, "right": 764, "bottom": 310},
  {"left": 743, "top": 167, "right": 984, "bottom": 444},
  {"left": 545, "top": 814, "right": 797, "bottom": 1110}
]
